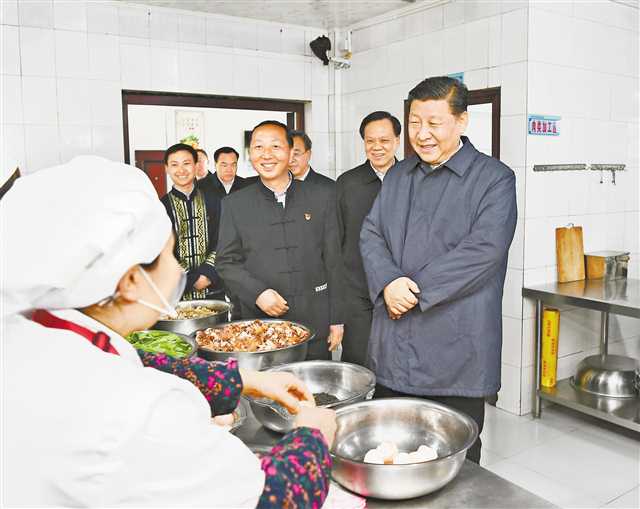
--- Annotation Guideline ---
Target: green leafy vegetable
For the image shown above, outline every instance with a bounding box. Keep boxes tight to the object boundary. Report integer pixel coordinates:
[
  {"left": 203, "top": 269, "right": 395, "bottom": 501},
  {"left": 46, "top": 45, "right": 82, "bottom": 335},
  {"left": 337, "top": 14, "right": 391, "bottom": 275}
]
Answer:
[{"left": 126, "top": 330, "right": 192, "bottom": 358}]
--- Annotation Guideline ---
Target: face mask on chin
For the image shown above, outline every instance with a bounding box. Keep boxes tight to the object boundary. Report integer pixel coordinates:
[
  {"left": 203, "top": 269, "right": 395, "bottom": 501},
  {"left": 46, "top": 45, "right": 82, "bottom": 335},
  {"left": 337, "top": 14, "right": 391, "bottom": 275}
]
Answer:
[{"left": 136, "top": 267, "right": 186, "bottom": 318}]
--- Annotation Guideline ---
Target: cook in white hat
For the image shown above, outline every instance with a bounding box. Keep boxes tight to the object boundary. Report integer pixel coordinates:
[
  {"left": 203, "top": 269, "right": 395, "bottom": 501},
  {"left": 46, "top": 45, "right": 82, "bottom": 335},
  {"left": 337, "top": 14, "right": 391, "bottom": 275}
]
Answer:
[{"left": 1, "top": 156, "right": 336, "bottom": 507}]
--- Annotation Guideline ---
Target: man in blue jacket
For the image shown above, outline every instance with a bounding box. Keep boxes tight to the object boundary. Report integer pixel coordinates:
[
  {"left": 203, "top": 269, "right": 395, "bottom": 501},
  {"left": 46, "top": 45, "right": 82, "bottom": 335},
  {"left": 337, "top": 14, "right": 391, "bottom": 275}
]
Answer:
[{"left": 360, "top": 77, "right": 517, "bottom": 463}]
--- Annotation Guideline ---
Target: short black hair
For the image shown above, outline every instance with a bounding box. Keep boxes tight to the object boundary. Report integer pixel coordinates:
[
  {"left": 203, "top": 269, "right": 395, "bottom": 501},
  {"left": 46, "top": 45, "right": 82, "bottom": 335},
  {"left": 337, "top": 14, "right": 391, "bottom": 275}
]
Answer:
[
  {"left": 407, "top": 76, "right": 468, "bottom": 116},
  {"left": 213, "top": 146, "right": 240, "bottom": 162},
  {"left": 164, "top": 143, "right": 198, "bottom": 165},
  {"left": 359, "top": 111, "right": 401, "bottom": 139},
  {"left": 195, "top": 148, "right": 208, "bottom": 161},
  {"left": 250, "top": 120, "right": 294, "bottom": 148},
  {"left": 290, "top": 130, "right": 312, "bottom": 151}
]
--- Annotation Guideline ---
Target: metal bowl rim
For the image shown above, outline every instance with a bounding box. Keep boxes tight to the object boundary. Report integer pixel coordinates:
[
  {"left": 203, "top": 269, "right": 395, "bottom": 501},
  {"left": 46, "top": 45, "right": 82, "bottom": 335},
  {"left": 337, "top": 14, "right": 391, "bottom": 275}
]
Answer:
[
  {"left": 330, "top": 397, "right": 479, "bottom": 466},
  {"left": 130, "top": 329, "right": 197, "bottom": 358},
  {"left": 229, "top": 398, "right": 249, "bottom": 432},
  {"left": 569, "top": 376, "right": 638, "bottom": 399},
  {"left": 155, "top": 299, "right": 233, "bottom": 323},
  {"left": 247, "top": 360, "right": 376, "bottom": 410},
  {"left": 193, "top": 319, "right": 316, "bottom": 355}
]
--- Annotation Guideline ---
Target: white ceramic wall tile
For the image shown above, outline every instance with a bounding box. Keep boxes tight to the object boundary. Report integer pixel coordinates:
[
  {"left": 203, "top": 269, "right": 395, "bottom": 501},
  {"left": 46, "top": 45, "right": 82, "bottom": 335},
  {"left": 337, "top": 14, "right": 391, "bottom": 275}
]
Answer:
[
  {"left": 1, "top": 75, "right": 22, "bottom": 123},
  {"left": 177, "top": 48, "right": 206, "bottom": 93},
  {"left": 56, "top": 78, "right": 90, "bottom": 125},
  {"left": 204, "top": 50, "right": 233, "bottom": 94},
  {"left": 87, "top": 33, "right": 119, "bottom": 80},
  {"left": 462, "top": 68, "right": 488, "bottom": 90},
  {"left": 89, "top": 80, "right": 121, "bottom": 127},
  {"left": 53, "top": 0, "right": 86, "bottom": 32},
  {"left": 24, "top": 124, "right": 59, "bottom": 170},
  {"left": 529, "top": 1, "right": 572, "bottom": 17},
  {"left": 496, "top": 362, "right": 521, "bottom": 414},
  {"left": 573, "top": 0, "right": 637, "bottom": 32},
  {"left": 19, "top": 26, "right": 55, "bottom": 76},
  {"left": 502, "top": 268, "right": 524, "bottom": 319},
  {"left": 521, "top": 317, "right": 536, "bottom": 368},
  {"left": 422, "top": 30, "right": 444, "bottom": 77},
  {"left": 55, "top": 30, "right": 88, "bottom": 78},
  {"left": 205, "top": 17, "right": 234, "bottom": 48},
  {"left": 1, "top": 26, "right": 21, "bottom": 75},
  {"left": 1, "top": 123, "right": 26, "bottom": 173},
  {"left": 310, "top": 132, "right": 330, "bottom": 172},
  {"left": 523, "top": 170, "right": 570, "bottom": 218},
  {"left": 383, "top": 16, "right": 403, "bottom": 45},
  {"left": 487, "top": 15, "right": 501, "bottom": 68},
  {"left": 232, "top": 20, "right": 257, "bottom": 51},
  {"left": 423, "top": 5, "right": 444, "bottom": 34},
  {"left": 465, "top": 0, "right": 501, "bottom": 22},
  {"left": 232, "top": 54, "right": 259, "bottom": 97},
  {"left": 260, "top": 58, "right": 305, "bottom": 100},
  {"left": 524, "top": 216, "right": 571, "bottom": 269},
  {"left": 624, "top": 211, "right": 640, "bottom": 255},
  {"left": 442, "top": 25, "right": 465, "bottom": 74},
  {"left": 178, "top": 14, "right": 205, "bottom": 45},
  {"left": 508, "top": 219, "right": 524, "bottom": 270},
  {"left": 91, "top": 125, "right": 123, "bottom": 161},
  {"left": 500, "top": 61, "right": 527, "bottom": 115},
  {"left": 281, "top": 26, "right": 305, "bottom": 55},
  {"left": 21, "top": 76, "right": 57, "bottom": 124},
  {"left": 117, "top": 4, "right": 148, "bottom": 39},
  {"left": 310, "top": 95, "right": 329, "bottom": 133},
  {"left": 150, "top": 46, "right": 178, "bottom": 92},
  {"left": 501, "top": 8, "right": 527, "bottom": 65},
  {"left": 528, "top": 8, "right": 573, "bottom": 67},
  {"left": 502, "top": 315, "right": 523, "bottom": 367},
  {"left": 149, "top": 9, "right": 177, "bottom": 42},
  {"left": 87, "top": 1, "right": 118, "bottom": 35},
  {"left": 257, "top": 23, "right": 282, "bottom": 53},
  {"left": 58, "top": 124, "right": 91, "bottom": 163},
  {"left": 443, "top": 0, "right": 465, "bottom": 28},
  {"left": 500, "top": 115, "right": 526, "bottom": 169},
  {"left": 403, "top": 10, "right": 424, "bottom": 39},
  {"left": 18, "top": 0, "right": 53, "bottom": 28},
  {"left": 611, "top": 76, "right": 639, "bottom": 123},
  {"left": 120, "top": 43, "right": 150, "bottom": 90},
  {"left": 310, "top": 61, "right": 329, "bottom": 96},
  {"left": 1, "top": 0, "right": 19, "bottom": 25},
  {"left": 605, "top": 487, "right": 640, "bottom": 509},
  {"left": 464, "top": 18, "right": 489, "bottom": 70}
]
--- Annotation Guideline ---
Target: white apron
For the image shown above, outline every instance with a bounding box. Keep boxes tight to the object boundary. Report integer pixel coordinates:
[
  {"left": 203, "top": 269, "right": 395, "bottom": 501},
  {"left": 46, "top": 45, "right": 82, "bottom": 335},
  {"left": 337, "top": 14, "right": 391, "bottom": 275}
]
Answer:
[{"left": 2, "top": 311, "right": 264, "bottom": 507}]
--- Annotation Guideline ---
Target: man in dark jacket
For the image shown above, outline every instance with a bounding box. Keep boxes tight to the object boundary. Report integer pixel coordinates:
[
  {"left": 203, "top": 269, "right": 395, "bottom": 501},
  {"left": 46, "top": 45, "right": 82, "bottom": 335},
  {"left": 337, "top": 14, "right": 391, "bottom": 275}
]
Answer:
[
  {"left": 216, "top": 121, "right": 344, "bottom": 360},
  {"left": 360, "top": 77, "right": 517, "bottom": 463},
  {"left": 336, "top": 111, "right": 401, "bottom": 366},
  {"left": 196, "top": 147, "right": 251, "bottom": 198},
  {"left": 289, "top": 131, "right": 335, "bottom": 189}
]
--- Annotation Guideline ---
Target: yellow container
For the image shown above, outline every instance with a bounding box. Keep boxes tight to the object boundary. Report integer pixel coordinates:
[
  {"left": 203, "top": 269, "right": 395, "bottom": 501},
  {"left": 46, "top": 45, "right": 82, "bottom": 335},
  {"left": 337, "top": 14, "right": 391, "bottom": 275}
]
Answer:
[{"left": 541, "top": 308, "right": 560, "bottom": 388}]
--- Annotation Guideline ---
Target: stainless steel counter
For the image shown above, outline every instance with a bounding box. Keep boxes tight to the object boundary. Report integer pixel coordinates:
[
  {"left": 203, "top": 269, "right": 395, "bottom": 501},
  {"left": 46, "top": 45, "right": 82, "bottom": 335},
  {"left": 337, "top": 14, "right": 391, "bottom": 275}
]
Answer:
[
  {"left": 522, "top": 278, "right": 640, "bottom": 432},
  {"left": 233, "top": 405, "right": 557, "bottom": 508}
]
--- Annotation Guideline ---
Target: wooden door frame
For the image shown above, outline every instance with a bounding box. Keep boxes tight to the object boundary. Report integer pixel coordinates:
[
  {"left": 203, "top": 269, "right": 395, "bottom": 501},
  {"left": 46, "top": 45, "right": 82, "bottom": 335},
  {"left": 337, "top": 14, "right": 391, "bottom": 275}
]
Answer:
[
  {"left": 122, "top": 90, "right": 307, "bottom": 164},
  {"left": 403, "top": 86, "right": 501, "bottom": 160}
]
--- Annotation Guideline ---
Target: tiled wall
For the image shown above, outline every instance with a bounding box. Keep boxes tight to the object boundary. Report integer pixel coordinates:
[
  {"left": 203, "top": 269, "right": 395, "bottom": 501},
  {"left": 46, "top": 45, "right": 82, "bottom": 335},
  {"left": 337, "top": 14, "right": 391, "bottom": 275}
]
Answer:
[
  {"left": 519, "top": 0, "right": 640, "bottom": 414},
  {"left": 0, "top": 0, "right": 331, "bottom": 175}
]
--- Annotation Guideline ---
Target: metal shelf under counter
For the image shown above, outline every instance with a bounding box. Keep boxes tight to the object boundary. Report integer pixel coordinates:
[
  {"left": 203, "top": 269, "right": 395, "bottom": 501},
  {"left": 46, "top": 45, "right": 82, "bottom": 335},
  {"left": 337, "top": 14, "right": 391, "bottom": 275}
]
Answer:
[{"left": 523, "top": 278, "right": 640, "bottom": 432}]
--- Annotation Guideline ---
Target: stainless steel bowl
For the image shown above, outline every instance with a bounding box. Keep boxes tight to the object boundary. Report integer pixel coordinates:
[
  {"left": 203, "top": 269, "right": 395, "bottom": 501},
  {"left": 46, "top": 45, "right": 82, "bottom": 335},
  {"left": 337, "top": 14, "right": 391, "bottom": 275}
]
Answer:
[
  {"left": 331, "top": 398, "right": 478, "bottom": 500},
  {"left": 247, "top": 361, "right": 376, "bottom": 433},
  {"left": 153, "top": 300, "right": 232, "bottom": 336},
  {"left": 230, "top": 398, "right": 249, "bottom": 433},
  {"left": 128, "top": 330, "right": 197, "bottom": 358},
  {"left": 195, "top": 319, "right": 314, "bottom": 371},
  {"left": 571, "top": 354, "right": 640, "bottom": 398}
]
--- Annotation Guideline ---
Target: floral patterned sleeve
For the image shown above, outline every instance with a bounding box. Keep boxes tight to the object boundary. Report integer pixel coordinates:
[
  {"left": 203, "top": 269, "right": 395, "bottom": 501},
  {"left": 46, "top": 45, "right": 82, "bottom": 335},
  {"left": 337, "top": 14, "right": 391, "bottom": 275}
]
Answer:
[
  {"left": 257, "top": 427, "right": 332, "bottom": 509},
  {"left": 137, "top": 352, "right": 242, "bottom": 416}
]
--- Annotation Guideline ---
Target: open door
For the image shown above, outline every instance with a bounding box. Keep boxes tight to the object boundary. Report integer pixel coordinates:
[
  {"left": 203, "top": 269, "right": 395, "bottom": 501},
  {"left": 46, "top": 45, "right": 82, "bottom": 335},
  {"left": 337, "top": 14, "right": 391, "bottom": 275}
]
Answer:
[{"left": 134, "top": 150, "right": 166, "bottom": 198}]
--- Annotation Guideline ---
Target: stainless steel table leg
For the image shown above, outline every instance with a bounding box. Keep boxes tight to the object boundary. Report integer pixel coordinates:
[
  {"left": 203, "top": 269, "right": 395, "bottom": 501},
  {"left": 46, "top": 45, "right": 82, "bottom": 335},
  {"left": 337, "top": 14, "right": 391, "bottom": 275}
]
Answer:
[
  {"left": 600, "top": 311, "right": 609, "bottom": 356},
  {"left": 533, "top": 300, "right": 543, "bottom": 418}
]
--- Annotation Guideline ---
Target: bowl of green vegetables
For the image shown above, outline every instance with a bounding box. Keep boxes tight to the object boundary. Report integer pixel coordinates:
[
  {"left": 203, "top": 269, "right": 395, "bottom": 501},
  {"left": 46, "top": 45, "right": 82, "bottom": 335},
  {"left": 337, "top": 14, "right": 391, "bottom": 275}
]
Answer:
[{"left": 126, "top": 329, "right": 196, "bottom": 358}]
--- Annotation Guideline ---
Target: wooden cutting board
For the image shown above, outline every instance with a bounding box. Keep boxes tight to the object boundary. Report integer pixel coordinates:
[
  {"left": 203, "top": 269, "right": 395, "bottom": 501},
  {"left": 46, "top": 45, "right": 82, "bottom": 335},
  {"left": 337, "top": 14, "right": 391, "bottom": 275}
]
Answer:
[{"left": 556, "top": 225, "right": 585, "bottom": 283}]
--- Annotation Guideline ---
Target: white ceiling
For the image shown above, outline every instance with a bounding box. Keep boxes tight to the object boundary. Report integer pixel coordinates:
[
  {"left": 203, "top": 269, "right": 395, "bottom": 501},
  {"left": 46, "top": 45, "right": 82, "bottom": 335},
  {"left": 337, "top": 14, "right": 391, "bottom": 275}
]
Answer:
[{"left": 123, "top": 0, "right": 424, "bottom": 29}]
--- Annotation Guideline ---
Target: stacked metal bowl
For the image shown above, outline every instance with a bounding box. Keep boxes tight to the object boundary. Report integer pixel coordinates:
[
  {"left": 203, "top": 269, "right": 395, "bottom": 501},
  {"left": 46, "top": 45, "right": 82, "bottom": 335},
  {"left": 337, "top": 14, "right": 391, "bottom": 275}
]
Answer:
[{"left": 153, "top": 299, "right": 232, "bottom": 336}]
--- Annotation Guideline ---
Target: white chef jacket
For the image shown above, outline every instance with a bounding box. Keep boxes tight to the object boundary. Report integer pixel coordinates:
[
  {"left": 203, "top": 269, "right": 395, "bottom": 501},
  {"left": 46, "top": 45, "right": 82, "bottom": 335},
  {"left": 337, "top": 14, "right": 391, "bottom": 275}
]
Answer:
[{"left": 2, "top": 310, "right": 264, "bottom": 507}]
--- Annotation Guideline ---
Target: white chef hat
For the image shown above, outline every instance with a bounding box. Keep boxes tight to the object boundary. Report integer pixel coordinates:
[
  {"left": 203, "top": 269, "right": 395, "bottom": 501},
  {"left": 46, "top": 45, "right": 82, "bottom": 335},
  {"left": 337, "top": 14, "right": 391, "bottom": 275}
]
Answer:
[{"left": 1, "top": 156, "right": 171, "bottom": 316}]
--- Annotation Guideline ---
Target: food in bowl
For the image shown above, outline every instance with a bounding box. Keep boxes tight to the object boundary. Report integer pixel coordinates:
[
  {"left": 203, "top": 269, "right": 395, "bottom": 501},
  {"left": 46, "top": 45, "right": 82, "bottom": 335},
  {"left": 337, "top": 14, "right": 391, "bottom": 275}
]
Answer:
[
  {"left": 363, "top": 441, "right": 438, "bottom": 464},
  {"left": 196, "top": 319, "right": 310, "bottom": 352},
  {"left": 125, "top": 330, "right": 192, "bottom": 358},
  {"left": 313, "top": 392, "right": 340, "bottom": 406},
  {"left": 160, "top": 304, "right": 228, "bottom": 321}
]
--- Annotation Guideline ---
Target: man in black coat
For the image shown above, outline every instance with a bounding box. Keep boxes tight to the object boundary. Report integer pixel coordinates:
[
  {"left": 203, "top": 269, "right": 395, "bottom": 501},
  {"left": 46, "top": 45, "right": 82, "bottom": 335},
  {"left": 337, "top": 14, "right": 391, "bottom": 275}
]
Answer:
[
  {"left": 336, "top": 111, "right": 401, "bottom": 365},
  {"left": 289, "top": 131, "right": 335, "bottom": 189},
  {"left": 196, "top": 147, "right": 251, "bottom": 199},
  {"left": 216, "top": 121, "right": 344, "bottom": 360}
]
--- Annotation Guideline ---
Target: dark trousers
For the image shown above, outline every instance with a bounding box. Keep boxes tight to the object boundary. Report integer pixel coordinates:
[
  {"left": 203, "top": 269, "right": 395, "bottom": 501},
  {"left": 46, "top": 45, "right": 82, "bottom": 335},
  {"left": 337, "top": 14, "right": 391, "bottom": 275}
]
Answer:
[
  {"left": 341, "top": 294, "right": 373, "bottom": 366},
  {"left": 373, "top": 384, "right": 485, "bottom": 464},
  {"left": 305, "top": 338, "right": 331, "bottom": 360}
]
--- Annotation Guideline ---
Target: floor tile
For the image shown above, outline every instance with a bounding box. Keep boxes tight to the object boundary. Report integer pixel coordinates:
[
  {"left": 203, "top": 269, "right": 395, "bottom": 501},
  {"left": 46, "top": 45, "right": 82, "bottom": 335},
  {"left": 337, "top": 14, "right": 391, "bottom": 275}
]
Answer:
[
  {"left": 603, "top": 487, "right": 640, "bottom": 508},
  {"left": 479, "top": 447, "right": 506, "bottom": 468}
]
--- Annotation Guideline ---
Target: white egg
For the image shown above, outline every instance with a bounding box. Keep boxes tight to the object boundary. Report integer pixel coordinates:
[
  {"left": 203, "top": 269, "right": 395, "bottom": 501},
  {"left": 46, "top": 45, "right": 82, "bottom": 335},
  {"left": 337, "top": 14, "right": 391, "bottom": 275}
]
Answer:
[
  {"left": 394, "top": 452, "right": 413, "bottom": 464},
  {"left": 376, "top": 441, "right": 399, "bottom": 463},
  {"left": 363, "top": 449, "right": 385, "bottom": 464}
]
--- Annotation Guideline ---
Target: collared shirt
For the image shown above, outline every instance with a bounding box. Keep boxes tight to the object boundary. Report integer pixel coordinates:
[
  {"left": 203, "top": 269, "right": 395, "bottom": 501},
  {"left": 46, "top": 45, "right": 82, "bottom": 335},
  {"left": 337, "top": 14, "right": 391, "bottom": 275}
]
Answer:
[
  {"left": 429, "top": 139, "right": 464, "bottom": 171},
  {"left": 263, "top": 173, "right": 293, "bottom": 207},
  {"left": 370, "top": 158, "right": 398, "bottom": 182},
  {"left": 217, "top": 175, "right": 234, "bottom": 194},
  {"left": 298, "top": 166, "right": 311, "bottom": 181},
  {"left": 172, "top": 185, "right": 195, "bottom": 199}
]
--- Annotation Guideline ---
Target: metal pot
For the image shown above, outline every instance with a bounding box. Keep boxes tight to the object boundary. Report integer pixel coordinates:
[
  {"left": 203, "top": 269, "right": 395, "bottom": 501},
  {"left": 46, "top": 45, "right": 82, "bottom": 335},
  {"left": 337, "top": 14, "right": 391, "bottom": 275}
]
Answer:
[
  {"left": 330, "top": 398, "right": 478, "bottom": 500},
  {"left": 153, "top": 300, "right": 231, "bottom": 336},
  {"left": 247, "top": 361, "right": 376, "bottom": 433},
  {"left": 195, "top": 319, "right": 314, "bottom": 371},
  {"left": 571, "top": 354, "right": 640, "bottom": 398}
]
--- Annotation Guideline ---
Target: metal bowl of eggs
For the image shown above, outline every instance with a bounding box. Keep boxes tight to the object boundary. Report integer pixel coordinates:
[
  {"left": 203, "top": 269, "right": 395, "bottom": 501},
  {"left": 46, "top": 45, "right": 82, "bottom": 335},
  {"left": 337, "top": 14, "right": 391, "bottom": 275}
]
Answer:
[{"left": 330, "top": 398, "right": 478, "bottom": 500}]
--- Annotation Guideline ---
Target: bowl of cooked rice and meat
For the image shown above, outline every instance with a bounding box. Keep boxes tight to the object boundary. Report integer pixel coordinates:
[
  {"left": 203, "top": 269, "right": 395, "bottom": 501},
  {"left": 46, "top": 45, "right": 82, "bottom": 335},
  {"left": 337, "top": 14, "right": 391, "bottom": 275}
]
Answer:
[
  {"left": 194, "top": 319, "right": 315, "bottom": 370},
  {"left": 153, "top": 299, "right": 232, "bottom": 335}
]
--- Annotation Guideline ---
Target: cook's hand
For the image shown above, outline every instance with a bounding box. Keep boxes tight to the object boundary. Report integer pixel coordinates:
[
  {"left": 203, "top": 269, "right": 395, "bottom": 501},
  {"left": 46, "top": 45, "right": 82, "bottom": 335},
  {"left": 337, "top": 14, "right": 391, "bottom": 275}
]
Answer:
[
  {"left": 327, "top": 324, "right": 344, "bottom": 351},
  {"left": 212, "top": 414, "right": 235, "bottom": 427},
  {"left": 294, "top": 406, "right": 337, "bottom": 448},
  {"left": 194, "top": 275, "right": 211, "bottom": 290},
  {"left": 239, "top": 369, "right": 314, "bottom": 414},
  {"left": 256, "top": 289, "right": 289, "bottom": 317},
  {"left": 383, "top": 277, "right": 420, "bottom": 318}
]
